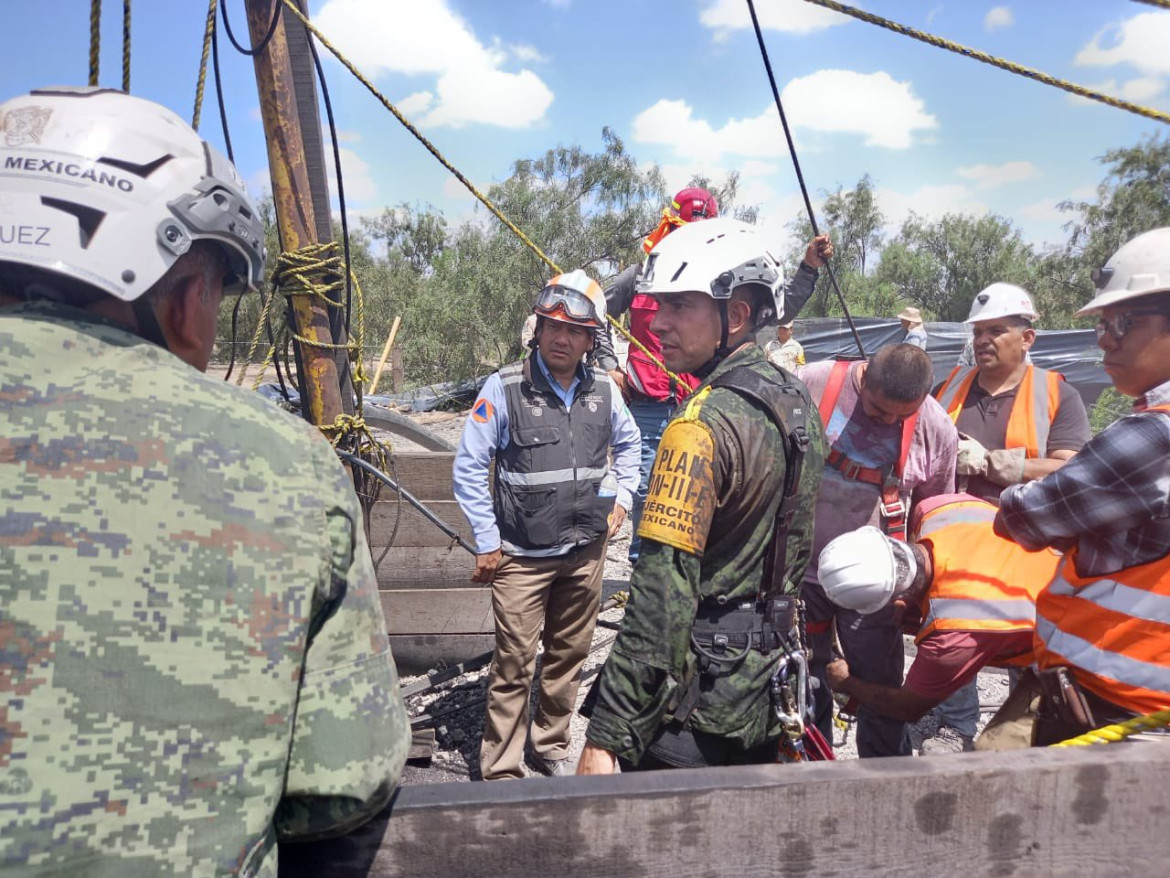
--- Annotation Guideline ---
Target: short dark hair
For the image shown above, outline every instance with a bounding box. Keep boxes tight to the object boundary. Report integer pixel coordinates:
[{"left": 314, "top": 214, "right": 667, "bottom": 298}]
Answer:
[
  {"left": 731, "top": 282, "right": 776, "bottom": 329},
  {"left": 865, "top": 343, "right": 933, "bottom": 402}
]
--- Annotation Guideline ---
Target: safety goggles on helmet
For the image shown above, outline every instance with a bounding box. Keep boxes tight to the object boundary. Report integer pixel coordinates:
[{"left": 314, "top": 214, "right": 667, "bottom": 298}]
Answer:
[{"left": 533, "top": 269, "right": 605, "bottom": 329}]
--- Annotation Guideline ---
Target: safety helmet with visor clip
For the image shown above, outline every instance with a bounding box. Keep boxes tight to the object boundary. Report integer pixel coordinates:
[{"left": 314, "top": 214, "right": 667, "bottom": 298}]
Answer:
[
  {"left": 966, "top": 283, "right": 1038, "bottom": 324},
  {"left": 532, "top": 269, "right": 606, "bottom": 350},
  {"left": 1077, "top": 228, "right": 1170, "bottom": 324},
  {"left": 638, "top": 218, "right": 785, "bottom": 369},
  {"left": 817, "top": 526, "right": 919, "bottom": 615},
  {"left": 0, "top": 86, "right": 266, "bottom": 303}
]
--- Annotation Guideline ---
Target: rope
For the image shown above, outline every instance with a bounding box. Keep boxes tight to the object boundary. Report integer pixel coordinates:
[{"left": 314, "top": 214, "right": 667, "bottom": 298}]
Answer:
[
  {"left": 1132, "top": 0, "right": 1170, "bottom": 9},
  {"left": 121, "top": 0, "right": 131, "bottom": 92},
  {"left": 273, "top": 0, "right": 687, "bottom": 386},
  {"left": 800, "top": 0, "right": 1170, "bottom": 126},
  {"left": 746, "top": 0, "right": 865, "bottom": 360},
  {"left": 1049, "top": 707, "right": 1170, "bottom": 748},
  {"left": 89, "top": 0, "right": 101, "bottom": 86},
  {"left": 192, "top": 0, "right": 217, "bottom": 130}
]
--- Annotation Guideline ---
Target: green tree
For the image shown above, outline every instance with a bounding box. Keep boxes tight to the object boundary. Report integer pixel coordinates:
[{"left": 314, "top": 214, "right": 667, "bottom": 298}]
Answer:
[{"left": 875, "top": 212, "right": 1035, "bottom": 322}]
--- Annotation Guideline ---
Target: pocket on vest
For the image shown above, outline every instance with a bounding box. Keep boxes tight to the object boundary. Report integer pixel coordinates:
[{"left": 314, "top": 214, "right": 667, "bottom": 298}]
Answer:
[{"left": 498, "top": 484, "right": 559, "bottom": 548}]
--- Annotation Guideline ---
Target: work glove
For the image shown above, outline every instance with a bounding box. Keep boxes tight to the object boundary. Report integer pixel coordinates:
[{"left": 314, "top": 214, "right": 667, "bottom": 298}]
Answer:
[
  {"left": 986, "top": 447, "right": 1027, "bottom": 486},
  {"left": 955, "top": 433, "right": 988, "bottom": 476}
]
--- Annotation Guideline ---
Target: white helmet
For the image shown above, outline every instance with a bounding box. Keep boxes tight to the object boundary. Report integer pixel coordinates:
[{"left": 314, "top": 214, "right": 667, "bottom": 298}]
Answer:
[
  {"left": 0, "top": 87, "right": 265, "bottom": 301},
  {"left": 817, "top": 526, "right": 918, "bottom": 615},
  {"left": 1077, "top": 228, "right": 1170, "bottom": 316},
  {"left": 637, "top": 217, "right": 786, "bottom": 324},
  {"left": 966, "top": 283, "right": 1037, "bottom": 324}
]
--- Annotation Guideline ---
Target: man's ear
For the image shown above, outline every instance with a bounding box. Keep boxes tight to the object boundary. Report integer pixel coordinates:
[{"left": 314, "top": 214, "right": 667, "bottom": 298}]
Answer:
[
  {"left": 155, "top": 272, "right": 207, "bottom": 358},
  {"left": 726, "top": 297, "right": 754, "bottom": 336}
]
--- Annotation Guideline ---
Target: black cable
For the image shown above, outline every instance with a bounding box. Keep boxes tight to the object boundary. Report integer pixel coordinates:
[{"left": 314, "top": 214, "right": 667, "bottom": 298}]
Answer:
[
  {"left": 336, "top": 451, "right": 478, "bottom": 556},
  {"left": 222, "top": 292, "right": 246, "bottom": 382},
  {"left": 745, "top": 0, "right": 867, "bottom": 360},
  {"left": 211, "top": 20, "right": 235, "bottom": 163},
  {"left": 220, "top": 0, "right": 282, "bottom": 56}
]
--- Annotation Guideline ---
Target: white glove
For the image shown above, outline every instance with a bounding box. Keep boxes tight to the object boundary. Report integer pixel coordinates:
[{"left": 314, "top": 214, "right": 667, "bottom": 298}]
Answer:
[
  {"left": 986, "top": 447, "right": 1027, "bottom": 486},
  {"left": 956, "top": 433, "right": 988, "bottom": 477}
]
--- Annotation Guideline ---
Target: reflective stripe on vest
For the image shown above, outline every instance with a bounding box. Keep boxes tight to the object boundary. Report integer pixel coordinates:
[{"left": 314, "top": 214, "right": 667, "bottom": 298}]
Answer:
[
  {"left": 935, "top": 364, "right": 1062, "bottom": 458},
  {"left": 1035, "top": 542, "right": 1170, "bottom": 715},
  {"left": 914, "top": 496, "right": 1055, "bottom": 662}
]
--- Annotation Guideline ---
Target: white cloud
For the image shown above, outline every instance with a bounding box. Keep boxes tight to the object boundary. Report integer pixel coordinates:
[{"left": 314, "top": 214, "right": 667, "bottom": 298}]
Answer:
[
  {"left": 984, "top": 7, "right": 1013, "bottom": 33},
  {"left": 397, "top": 91, "right": 434, "bottom": 116},
  {"left": 1075, "top": 11, "right": 1170, "bottom": 76},
  {"left": 326, "top": 147, "right": 379, "bottom": 206},
  {"left": 336, "top": 129, "right": 363, "bottom": 144},
  {"left": 314, "top": 0, "right": 554, "bottom": 128},
  {"left": 509, "top": 44, "right": 548, "bottom": 64},
  {"left": 782, "top": 70, "right": 938, "bottom": 149},
  {"left": 1019, "top": 197, "right": 1067, "bottom": 223},
  {"left": 876, "top": 183, "right": 989, "bottom": 232},
  {"left": 632, "top": 71, "right": 935, "bottom": 164},
  {"left": 956, "top": 160, "right": 1039, "bottom": 189},
  {"left": 1067, "top": 77, "right": 1168, "bottom": 107},
  {"left": 443, "top": 175, "right": 476, "bottom": 202},
  {"left": 699, "top": 0, "right": 850, "bottom": 40}
]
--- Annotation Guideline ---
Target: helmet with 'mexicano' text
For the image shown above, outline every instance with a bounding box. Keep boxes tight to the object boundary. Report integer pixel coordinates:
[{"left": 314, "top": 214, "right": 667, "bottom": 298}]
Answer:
[{"left": 0, "top": 86, "right": 265, "bottom": 301}]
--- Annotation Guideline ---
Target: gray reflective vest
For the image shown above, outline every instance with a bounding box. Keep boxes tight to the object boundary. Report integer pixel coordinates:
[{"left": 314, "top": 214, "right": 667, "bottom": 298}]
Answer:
[{"left": 494, "top": 358, "right": 615, "bottom": 552}]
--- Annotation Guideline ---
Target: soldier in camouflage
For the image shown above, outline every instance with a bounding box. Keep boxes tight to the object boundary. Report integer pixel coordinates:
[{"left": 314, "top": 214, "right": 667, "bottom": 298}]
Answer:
[
  {"left": 578, "top": 218, "right": 826, "bottom": 772},
  {"left": 0, "top": 88, "right": 408, "bottom": 875}
]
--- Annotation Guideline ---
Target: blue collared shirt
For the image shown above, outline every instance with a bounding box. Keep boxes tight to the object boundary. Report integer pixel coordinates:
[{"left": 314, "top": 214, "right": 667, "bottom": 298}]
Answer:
[{"left": 453, "top": 352, "right": 641, "bottom": 556}]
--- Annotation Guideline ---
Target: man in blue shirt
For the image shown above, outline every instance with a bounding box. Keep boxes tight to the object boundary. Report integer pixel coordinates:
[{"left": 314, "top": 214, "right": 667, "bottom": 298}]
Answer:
[{"left": 454, "top": 270, "right": 640, "bottom": 779}]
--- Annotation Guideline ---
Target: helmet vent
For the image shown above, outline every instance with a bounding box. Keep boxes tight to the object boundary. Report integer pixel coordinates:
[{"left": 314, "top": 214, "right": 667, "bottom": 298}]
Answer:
[
  {"left": 97, "top": 153, "right": 174, "bottom": 179},
  {"left": 41, "top": 196, "right": 105, "bottom": 249},
  {"left": 669, "top": 262, "right": 687, "bottom": 283}
]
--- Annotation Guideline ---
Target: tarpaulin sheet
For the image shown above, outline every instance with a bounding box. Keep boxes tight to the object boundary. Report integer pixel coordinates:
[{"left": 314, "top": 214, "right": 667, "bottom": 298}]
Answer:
[{"left": 780, "top": 318, "right": 1109, "bottom": 407}]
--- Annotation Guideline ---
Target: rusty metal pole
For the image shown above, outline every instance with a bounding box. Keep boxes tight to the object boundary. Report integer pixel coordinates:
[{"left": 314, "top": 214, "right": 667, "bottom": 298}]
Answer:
[{"left": 245, "top": 0, "right": 345, "bottom": 428}]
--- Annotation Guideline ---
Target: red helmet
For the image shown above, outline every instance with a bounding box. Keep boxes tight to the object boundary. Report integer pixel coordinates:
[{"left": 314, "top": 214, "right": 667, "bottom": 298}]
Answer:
[{"left": 670, "top": 187, "right": 719, "bottom": 222}]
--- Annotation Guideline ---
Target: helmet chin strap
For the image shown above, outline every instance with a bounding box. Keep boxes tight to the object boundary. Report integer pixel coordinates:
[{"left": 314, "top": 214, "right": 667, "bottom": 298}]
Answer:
[
  {"left": 693, "top": 300, "right": 746, "bottom": 379},
  {"left": 131, "top": 298, "right": 172, "bottom": 351}
]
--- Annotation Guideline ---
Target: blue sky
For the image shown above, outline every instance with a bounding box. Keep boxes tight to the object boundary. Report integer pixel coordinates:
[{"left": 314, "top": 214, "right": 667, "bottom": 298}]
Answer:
[{"left": 4, "top": 1, "right": 1168, "bottom": 257}]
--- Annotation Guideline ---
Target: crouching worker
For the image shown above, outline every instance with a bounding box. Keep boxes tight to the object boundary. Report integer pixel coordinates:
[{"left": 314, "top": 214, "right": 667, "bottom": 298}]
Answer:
[
  {"left": 819, "top": 494, "right": 1059, "bottom": 750},
  {"left": 454, "top": 270, "right": 640, "bottom": 779},
  {"left": 0, "top": 88, "right": 408, "bottom": 872},
  {"left": 577, "top": 218, "right": 826, "bottom": 774}
]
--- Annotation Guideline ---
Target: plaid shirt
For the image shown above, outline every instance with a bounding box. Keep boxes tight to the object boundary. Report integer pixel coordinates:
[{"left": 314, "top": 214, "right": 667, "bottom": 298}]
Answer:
[{"left": 995, "top": 379, "right": 1170, "bottom": 578}]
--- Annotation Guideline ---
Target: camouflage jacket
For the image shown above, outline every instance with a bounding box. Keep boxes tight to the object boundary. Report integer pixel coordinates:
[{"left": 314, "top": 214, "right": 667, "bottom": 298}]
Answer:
[
  {"left": 585, "top": 345, "right": 825, "bottom": 764},
  {"left": 0, "top": 303, "right": 408, "bottom": 876}
]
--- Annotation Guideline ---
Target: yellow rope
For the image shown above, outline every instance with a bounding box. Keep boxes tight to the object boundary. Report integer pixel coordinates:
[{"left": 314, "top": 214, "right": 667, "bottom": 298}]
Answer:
[
  {"left": 800, "top": 0, "right": 1170, "bottom": 126},
  {"left": 1050, "top": 707, "right": 1170, "bottom": 748},
  {"left": 121, "top": 0, "right": 131, "bottom": 92},
  {"left": 273, "top": 0, "right": 687, "bottom": 387},
  {"left": 89, "top": 0, "right": 101, "bottom": 86},
  {"left": 192, "top": 0, "right": 217, "bottom": 130},
  {"left": 235, "top": 288, "right": 277, "bottom": 386}
]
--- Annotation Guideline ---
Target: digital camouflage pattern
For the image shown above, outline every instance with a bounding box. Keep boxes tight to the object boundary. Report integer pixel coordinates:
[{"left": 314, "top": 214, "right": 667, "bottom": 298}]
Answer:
[
  {"left": 0, "top": 302, "right": 408, "bottom": 876},
  {"left": 586, "top": 345, "right": 825, "bottom": 764}
]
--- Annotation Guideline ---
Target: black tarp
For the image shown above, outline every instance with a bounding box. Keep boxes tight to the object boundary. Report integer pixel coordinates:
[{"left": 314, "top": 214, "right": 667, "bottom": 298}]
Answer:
[{"left": 776, "top": 318, "right": 1110, "bottom": 408}]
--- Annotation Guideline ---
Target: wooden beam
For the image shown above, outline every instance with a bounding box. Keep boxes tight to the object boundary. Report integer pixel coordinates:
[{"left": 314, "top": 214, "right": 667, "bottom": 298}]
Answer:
[
  {"left": 369, "top": 500, "right": 472, "bottom": 548},
  {"left": 379, "top": 588, "right": 492, "bottom": 636},
  {"left": 371, "top": 453, "right": 458, "bottom": 501},
  {"left": 278, "top": 745, "right": 1170, "bottom": 877},
  {"left": 374, "top": 547, "right": 474, "bottom": 584}
]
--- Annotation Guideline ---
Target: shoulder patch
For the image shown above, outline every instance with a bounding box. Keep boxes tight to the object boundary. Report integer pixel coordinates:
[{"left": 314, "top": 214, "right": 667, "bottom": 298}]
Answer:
[
  {"left": 637, "top": 418, "right": 717, "bottom": 556},
  {"left": 471, "top": 398, "right": 494, "bottom": 423}
]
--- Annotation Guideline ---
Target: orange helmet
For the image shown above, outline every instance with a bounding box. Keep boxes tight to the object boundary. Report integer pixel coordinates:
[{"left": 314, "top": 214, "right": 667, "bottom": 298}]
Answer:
[{"left": 533, "top": 269, "right": 606, "bottom": 330}]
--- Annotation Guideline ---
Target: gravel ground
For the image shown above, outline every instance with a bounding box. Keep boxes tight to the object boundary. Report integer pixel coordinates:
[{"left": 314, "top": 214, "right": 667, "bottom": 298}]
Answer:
[{"left": 387, "top": 406, "right": 1008, "bottom": 783}]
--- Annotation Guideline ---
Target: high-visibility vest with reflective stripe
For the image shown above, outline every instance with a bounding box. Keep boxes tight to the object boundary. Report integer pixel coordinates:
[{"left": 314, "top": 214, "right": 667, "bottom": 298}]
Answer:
[
  {"left": 934, "top": 365, "right": 1064, "bottom": 458},
  {"left": 1033, "top": 403, "right": 1170, "bottom": 715},
  {"left": 914, "top": 494, "right": 1059, "bottom": 666}
]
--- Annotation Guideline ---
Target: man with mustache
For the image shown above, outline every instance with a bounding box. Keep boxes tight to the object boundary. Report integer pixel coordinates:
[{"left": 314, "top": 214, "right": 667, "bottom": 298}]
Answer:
[
  {"left": 929, "top": 283, "right": 1091, "bottom": 751},
  {"left": 454, "top": 270, "right": 640, "bottom": 780}
]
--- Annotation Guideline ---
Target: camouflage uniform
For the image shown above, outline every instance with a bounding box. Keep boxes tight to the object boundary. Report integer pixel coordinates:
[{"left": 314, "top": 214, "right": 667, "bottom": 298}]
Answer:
[
  {"left": 585, "top": 345, "right": 825, "bottom": 766},
  {"left": 0, "top": 302, "right": 408, "bottom": 876}
]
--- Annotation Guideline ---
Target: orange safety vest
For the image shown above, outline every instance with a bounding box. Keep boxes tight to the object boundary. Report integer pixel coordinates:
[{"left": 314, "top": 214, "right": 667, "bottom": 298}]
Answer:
[
  {"left": 1031, "top": 403, "right": 1170, "bottom": 715},
  {"left": 913, "top": 494, "right": 1059, "bottom": 667},
  {"left": 817, "top": 360, "right": 918, "bottom": 539},
  {"left": 934, "top": 365, "right": 1064, "bottom": 458}
]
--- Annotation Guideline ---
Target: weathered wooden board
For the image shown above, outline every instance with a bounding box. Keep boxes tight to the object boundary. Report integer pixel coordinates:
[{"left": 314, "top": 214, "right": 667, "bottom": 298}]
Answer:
[
  {"left": 379, "top": 588, "right": 493, "bottom": 636},
  {"left": 369, "top": 500, "right": 472, "bottom": 548},
  {"left": 278, "top": 744, "right": 1170, "bottom": 877},
  {"left": 374, "top": 547, "right": 474, "bottom": 583},
  {"left": 376, "top": 452, "right": 458, "bottom": 501}
]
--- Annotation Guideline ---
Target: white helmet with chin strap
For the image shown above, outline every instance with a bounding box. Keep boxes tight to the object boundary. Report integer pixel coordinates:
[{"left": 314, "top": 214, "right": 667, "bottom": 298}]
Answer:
[
  {"left": 966, "top": 282, "right": 1038, "bottom": 324},
  {"left": 638, "top": 217, "right": 784, "bottom": 366},
  {"left": 818, "top": 526, "right": 919, "bottom": 615},
  {"left": 0, "top": 87, "right": 265, "bottom": 302},
  {"left": 1077, "top": 227, "right": 1170, "bottom": 315}
]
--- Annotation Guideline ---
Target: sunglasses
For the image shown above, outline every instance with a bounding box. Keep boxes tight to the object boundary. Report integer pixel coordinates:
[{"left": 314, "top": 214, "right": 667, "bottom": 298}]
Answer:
[{"left": 1094, "top": 309, "right": 1166, "bottom": 341}]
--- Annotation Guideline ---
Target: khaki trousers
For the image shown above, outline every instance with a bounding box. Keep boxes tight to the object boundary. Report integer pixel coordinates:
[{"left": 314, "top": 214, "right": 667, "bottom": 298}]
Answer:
[{"left": 479, "top": 537, "right": 606, "bottom": 780}]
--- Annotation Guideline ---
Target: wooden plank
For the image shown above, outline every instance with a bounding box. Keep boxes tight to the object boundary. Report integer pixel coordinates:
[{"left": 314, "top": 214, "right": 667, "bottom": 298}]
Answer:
[
  {"left": 374, "top": 547, "right": 474, "bottom": 584},
  {"left": 407, "top": 727, "right": 434, "bottom": 763},
  {"left": 380, "top": 588, "right": 493, "bottom": 636},
  {"left": 279, "top": 744, "right": 1170, "bottom": 877},
  {"left": 369, "top": 500, "right": 472, "bottom": 548},
  {"left": 378, "top": 452, "right": 456, "bottom": 501}
]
